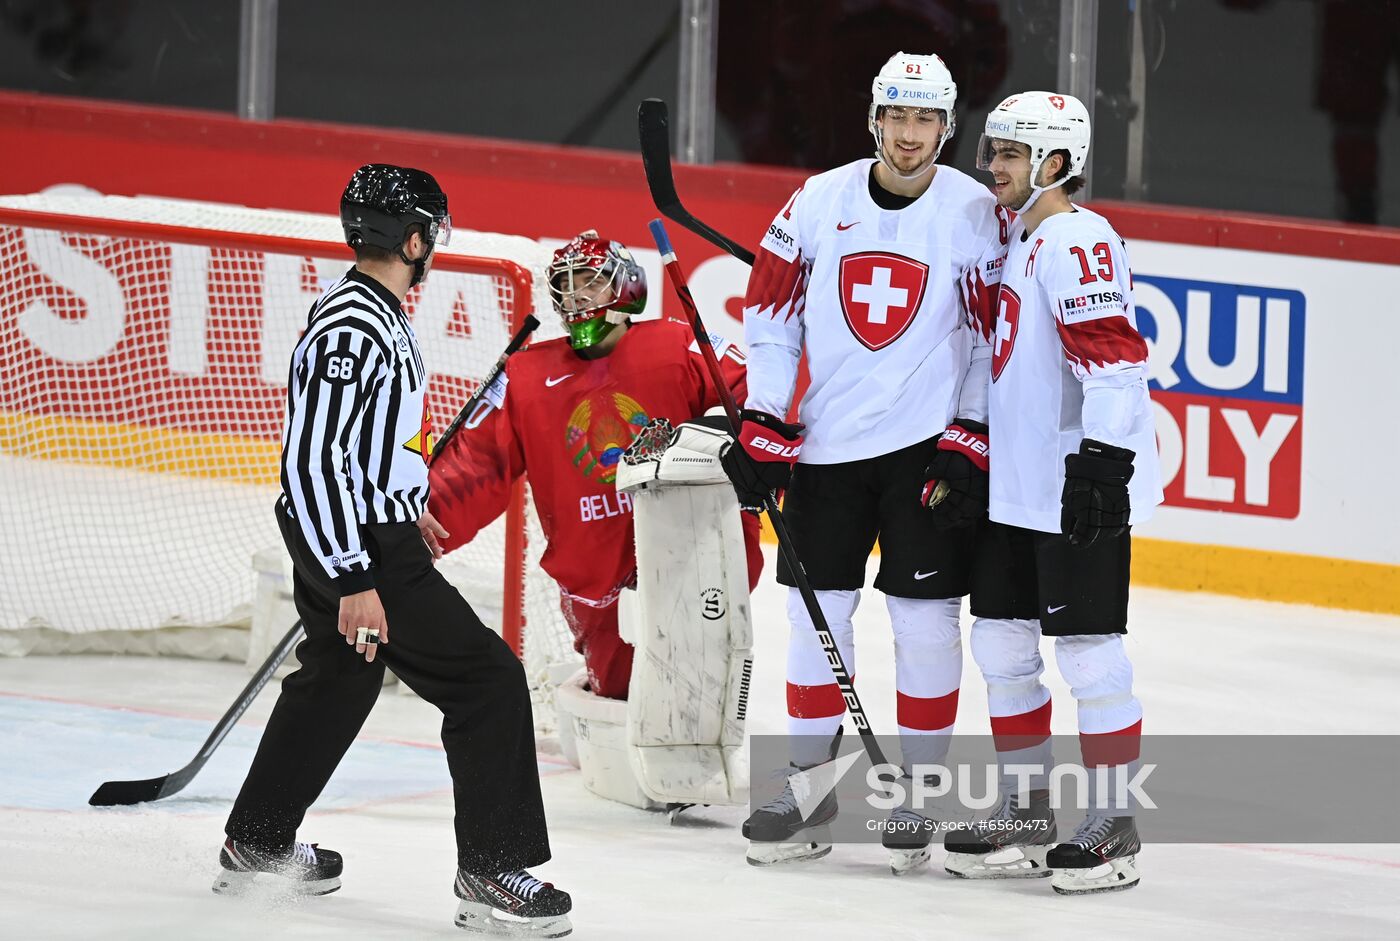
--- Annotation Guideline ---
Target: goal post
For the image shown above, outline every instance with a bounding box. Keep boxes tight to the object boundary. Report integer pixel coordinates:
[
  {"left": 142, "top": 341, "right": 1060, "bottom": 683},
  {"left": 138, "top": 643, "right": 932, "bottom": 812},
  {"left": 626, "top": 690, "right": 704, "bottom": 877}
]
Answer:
[{"left": 0, "top": 192, "right": 576, "bottom": 694}]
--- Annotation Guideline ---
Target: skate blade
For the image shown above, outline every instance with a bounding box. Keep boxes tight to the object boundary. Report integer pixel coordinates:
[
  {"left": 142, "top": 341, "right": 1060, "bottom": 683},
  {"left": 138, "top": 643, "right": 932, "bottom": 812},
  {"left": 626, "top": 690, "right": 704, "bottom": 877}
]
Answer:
[
  {"left": 745, "top": 826, "right": 833, "bottom": 867},
  {"left": 1050, "top": 856, "right": 1140, "bottom": 895},
  {"left": 887, "top": 846, "right": 931, "bottom": 876},
  {"left": 454, "top": 900, "right": 572, "bottom": 937},
  {"left": 944, "top": 845, "right": 1053, "bottom": 880},
  {"left": 211, "top": 868, "right": 341, "bottom": 898}
]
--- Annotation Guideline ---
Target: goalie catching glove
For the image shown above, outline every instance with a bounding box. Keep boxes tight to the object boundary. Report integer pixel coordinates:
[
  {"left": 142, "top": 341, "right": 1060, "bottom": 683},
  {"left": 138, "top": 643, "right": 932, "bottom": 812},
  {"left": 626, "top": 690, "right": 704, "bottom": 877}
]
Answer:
[
  {"left": 719, "top": 409, "right": 804, "bottom": 509},
  {"left": 1061, "top": 438, "right": 1135, "bottom": 547},
  {"left": 920, "top": 419, "right": 990, "bottom": 529}
]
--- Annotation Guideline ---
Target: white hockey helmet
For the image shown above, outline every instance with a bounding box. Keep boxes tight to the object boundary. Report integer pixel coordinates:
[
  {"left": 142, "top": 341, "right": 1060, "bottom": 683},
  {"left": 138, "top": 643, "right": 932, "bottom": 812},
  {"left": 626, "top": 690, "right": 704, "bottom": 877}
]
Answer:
[
  {"left": 977, "top": 91, "right": 1091, "bottom": 196},
  {"left": 867, "top": 52, "right": 958, "bottom": 179}
]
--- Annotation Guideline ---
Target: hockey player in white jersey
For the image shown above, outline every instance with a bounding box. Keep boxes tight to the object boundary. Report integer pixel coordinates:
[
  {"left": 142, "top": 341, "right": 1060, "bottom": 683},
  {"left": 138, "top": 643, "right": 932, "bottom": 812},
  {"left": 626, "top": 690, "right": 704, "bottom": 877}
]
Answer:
[
  {"left": 721, "top": 52, "right": 1006, "bottom": 870},
  {"left": 936, "top": 91, "right": 1160, "bottom": 895}
]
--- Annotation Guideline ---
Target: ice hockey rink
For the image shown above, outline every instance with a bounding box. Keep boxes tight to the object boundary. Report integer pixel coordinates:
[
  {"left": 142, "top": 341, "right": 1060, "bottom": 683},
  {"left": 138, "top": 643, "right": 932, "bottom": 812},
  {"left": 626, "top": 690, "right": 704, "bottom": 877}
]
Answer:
[{"left": 3, "top": 545, "right": 1398, "bottom": 941}]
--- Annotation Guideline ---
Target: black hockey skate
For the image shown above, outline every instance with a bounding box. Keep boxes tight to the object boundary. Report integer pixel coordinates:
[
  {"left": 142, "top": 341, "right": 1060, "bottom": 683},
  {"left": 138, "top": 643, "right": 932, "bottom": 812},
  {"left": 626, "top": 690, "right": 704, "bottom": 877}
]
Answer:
[
  {"left": 1048, "top": 814, "right": 1141, "bottom": 895},
  {"left": 211, "top": 836, "right": 342, "bottom": 896},
  {"left": 881, "top": 773, "right": 970, "bottom": 876},
  {"left": 743, "top": 762, "right": 838, "bottom": 866},
  {"left": 943, "top": 790, "right": 1057, "bottom": 879},
  {"left": 453, "top": 868, "right": 573, "bottom": 937},
  {"left": 883, "top": 805, "right": 935, "bottom": 875}
]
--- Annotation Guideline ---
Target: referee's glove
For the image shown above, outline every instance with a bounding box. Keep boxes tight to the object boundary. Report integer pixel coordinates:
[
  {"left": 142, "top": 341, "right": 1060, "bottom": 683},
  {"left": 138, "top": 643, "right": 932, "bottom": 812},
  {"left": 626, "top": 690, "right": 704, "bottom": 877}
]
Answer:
[
  {"left": 1061, "top": 438, "right": 1135, "bottom": 547},
  {"left": 921, "top": 419, "right": 990, "bottom": 529},
  {"left": 719, "top": 409, "right": 804, "bottom": 510}
]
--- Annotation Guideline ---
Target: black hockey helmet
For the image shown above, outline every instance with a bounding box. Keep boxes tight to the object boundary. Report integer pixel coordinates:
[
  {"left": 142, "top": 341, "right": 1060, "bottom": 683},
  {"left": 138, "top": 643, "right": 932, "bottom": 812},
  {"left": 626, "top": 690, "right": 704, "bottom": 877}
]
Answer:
[{"left": 340, "top": 163, "right": 451, "bottom": 257}]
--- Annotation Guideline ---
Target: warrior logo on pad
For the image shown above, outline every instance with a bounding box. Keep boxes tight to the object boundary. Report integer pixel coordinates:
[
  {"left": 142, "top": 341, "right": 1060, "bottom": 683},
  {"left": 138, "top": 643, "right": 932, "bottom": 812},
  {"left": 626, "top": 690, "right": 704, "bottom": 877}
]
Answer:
[{"left": 838, "top": 252, "right": 929, "bottom": 351}]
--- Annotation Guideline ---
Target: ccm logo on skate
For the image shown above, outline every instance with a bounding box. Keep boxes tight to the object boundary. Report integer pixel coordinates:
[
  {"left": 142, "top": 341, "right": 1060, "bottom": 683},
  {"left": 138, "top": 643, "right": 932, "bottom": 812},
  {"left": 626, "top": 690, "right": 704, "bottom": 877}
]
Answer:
[
  {"left": 748, "top": 436, "right": 801, "bottom": 459},
  {"left": 1136, "top": 275, "right": 1305, "bottom": 519}
]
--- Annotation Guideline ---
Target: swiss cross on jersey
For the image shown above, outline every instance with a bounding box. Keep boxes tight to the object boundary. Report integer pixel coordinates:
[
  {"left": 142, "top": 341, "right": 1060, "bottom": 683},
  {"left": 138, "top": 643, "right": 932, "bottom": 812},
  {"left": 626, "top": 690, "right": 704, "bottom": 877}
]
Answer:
[
  {"left": 838, "top": 252, "right": 930, "bottom": 351},
  {"left": 991, "top": 285, "right": 1022, "bottom": 381}
]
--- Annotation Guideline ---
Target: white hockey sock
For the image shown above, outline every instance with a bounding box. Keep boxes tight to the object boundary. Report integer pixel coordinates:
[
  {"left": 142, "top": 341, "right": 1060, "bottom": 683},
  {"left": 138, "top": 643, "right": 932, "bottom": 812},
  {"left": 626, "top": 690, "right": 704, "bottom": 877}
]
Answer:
[{"left": 785, "top": 588, "right": 857, "bottom": 767}]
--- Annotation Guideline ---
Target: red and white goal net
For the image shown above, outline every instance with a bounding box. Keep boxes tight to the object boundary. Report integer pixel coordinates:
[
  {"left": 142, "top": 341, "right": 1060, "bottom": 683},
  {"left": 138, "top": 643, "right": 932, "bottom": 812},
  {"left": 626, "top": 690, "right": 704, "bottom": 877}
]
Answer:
[{"left": 0, "top": 192, "right": 578, "bottom": 699}]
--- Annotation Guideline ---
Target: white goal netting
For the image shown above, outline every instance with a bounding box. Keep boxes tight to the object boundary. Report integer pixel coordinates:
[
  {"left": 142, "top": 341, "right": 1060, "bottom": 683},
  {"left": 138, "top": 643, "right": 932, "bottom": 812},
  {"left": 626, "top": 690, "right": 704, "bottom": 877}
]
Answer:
[{"left": 0, "top": 192, "right": 580, "bottom": 703}]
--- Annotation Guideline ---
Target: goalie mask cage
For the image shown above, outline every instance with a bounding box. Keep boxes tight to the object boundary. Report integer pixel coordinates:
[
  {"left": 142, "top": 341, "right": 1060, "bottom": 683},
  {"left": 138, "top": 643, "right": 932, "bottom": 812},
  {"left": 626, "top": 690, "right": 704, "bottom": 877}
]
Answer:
[{"left": 0, "top": 193, "right": 579, "bottom": 703}]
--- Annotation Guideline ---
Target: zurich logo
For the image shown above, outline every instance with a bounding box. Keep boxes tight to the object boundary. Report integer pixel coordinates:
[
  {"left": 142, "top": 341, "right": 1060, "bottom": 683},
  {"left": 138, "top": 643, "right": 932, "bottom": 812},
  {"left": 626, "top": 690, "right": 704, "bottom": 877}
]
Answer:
[{"left": 886, "top": 86, "right": 899, "bottom": 100}]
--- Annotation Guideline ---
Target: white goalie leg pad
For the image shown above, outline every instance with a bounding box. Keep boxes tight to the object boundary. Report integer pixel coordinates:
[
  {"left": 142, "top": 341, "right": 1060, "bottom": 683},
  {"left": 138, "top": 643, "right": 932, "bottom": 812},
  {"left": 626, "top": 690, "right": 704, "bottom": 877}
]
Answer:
[
  {"left": 553, "top": 667, "right": 663, "bottom": 810},
  {"left": 617, "top": 422, "right": 754, "bottom": 807}
]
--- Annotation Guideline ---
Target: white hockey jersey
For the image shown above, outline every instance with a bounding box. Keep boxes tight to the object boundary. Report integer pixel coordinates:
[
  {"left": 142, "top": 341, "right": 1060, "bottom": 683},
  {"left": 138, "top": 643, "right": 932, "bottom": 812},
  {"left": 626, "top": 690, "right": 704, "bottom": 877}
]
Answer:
[
  {"left": 986, "top": 206, "right": 1163, "bottom": 534},
  {"left": 742, "top": 159, "right": 1005, "bottom": 464}
]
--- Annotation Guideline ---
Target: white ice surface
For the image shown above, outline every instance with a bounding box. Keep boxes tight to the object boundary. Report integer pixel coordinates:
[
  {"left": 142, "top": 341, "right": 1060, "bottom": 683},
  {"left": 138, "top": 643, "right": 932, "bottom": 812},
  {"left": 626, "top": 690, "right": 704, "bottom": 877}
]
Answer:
[{"left": 3, "top": 546, "right": 1400, "bottom": 940}]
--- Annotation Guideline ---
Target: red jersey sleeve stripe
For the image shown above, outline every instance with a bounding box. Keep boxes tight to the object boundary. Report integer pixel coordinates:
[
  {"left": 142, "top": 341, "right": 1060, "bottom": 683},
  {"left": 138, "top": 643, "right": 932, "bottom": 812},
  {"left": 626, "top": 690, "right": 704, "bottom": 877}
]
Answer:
[
  {"left": 744, "top": 247, "right": 808, "bottom": 324},
  {"left": 1056, "top": 314, "right": 1149, "bottom": 373}
]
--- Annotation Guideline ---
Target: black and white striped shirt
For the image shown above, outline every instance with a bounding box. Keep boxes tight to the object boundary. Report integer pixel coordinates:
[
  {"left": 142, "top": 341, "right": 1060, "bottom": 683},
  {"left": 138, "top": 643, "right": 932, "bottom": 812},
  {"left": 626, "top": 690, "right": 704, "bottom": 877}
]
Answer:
[{"left": 281, "top": 268, "right": 430, "bottom": 595}]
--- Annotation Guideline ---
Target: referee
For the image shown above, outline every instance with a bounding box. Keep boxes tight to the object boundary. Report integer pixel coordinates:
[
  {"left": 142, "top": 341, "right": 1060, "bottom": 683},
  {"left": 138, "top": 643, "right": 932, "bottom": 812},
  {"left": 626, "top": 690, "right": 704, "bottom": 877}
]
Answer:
[{"left": 216, "top": 164, "right": 572, "bottom": 934}]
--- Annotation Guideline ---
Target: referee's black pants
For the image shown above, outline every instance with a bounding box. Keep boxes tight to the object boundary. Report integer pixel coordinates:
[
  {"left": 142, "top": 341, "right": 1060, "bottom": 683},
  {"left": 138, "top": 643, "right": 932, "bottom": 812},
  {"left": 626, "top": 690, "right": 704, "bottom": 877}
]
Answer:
[{"left": 225, "top": 500, "right": 550, "bottom": 873}]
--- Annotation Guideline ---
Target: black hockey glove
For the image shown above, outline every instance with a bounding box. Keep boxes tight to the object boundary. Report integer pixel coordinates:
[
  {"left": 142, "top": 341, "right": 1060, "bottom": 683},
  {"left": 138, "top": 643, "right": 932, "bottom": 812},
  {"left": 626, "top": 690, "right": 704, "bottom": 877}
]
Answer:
[
  {"left": 1061, "top": 438, "right": 1135, "bottom": 547},
  {"left": 920, "top": 419, "right": 990, "bottom": 530},
  {"left": 719, "top": 409, "right": 804, "bottom": 510}
]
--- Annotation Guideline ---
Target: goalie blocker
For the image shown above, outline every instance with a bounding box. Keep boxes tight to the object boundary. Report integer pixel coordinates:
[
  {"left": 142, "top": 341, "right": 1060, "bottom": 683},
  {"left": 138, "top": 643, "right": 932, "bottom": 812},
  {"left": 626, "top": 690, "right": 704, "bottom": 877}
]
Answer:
[{"left": 554, "top": 418, "right": 753, "bottom": 810}]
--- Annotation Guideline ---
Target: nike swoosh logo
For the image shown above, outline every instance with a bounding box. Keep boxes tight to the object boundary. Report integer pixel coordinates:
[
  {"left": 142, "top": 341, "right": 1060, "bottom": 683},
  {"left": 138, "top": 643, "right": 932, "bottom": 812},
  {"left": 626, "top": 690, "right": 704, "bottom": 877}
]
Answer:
[
  {"left": 836, "top": 221, "right": 860, "bottom": 231},
  {"left": 544, "top": 374, "right": 574, "bottom": 387},
  {"left": 1046, "top": 604, "right": 1068, "bottom": 614},
  {"left": 913, "top": 570, "right": 939, "bottom": 580}
]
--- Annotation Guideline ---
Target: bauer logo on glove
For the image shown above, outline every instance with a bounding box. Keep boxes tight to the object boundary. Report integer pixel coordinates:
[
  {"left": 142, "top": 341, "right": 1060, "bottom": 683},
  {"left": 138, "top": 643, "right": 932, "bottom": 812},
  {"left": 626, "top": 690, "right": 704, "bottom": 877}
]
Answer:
[
  {"left": 719, "top": 409, "right": 805, "bottom": 509},
  {"left": 920, "top": 419, "right": 990, "bottom": 530},
  {"left": 745, "top": 434, "right": 802, "bottom": 460}
]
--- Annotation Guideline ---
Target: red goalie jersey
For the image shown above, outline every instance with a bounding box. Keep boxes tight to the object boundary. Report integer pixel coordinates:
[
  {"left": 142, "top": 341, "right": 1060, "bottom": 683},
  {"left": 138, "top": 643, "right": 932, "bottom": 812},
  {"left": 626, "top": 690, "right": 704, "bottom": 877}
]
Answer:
[{"left": 428, "top": 319, "right": 764, "bottom": 697}]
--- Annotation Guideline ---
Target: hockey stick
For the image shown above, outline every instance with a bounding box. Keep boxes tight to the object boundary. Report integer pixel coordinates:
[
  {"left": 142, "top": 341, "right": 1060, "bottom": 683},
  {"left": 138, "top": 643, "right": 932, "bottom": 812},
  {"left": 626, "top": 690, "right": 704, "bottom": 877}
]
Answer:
[
  {"left": 648, "top": 219, "right": 892, "bottom": 773},
  {"left": 431, "top": 314, "right": 541, "bottom": 463},
  {"left": 638, "top": 99, "right": 756, "bottom": 266},
  {"left": 89, "top": 620, "right": 306, "bottom": 806}
]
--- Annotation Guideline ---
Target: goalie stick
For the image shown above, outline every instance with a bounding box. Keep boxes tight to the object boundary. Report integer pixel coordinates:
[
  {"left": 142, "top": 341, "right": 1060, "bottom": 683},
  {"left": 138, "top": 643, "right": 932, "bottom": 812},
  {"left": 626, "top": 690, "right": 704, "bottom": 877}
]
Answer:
[
  {"left": 648, "top": 218, "right": 892, "bottom": 774},
  {"left": 432, "top": 314, "right": 541, "bottom": 463},
  {"left": 638, "top": 99, "right": 756, "bottom": 266},
  {"left": 89, "top": 620, "right": 305, "bottom": 806}
]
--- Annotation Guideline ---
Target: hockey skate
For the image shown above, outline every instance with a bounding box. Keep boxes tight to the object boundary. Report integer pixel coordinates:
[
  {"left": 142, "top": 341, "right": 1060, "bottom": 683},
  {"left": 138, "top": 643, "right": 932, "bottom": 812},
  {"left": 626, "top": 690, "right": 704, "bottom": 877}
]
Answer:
[
  {"left": 881, "top": 773, "right": 970, "bottom": 875},
  {"left": 211, "top": 837, "right": 342, "bottom": 896},
  {"left": 1048, "top": 814, "right": 1141, "bottom": 895},
  {"left": 943, "top": 790, "right": 1057, "bottom": 879},
  {"left": 882, "top": 805, "right": 935, "bottom": 875},
  {"left": 743, "top": 762, "right": 838, "bottom": 866},
  {"left": 453, "top": 868, "right": 573, "bottom": 937}
]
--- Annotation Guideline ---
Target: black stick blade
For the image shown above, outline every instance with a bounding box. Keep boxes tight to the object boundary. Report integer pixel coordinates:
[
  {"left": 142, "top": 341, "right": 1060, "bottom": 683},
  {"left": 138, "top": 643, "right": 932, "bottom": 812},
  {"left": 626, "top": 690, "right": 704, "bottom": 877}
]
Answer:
[
  {"left": 637, "top": 98, "right": 756, "bottom": 266},
  {"left": 89, "top": 773, "right": 171, "bottom": 806},
  {"left": 638, "top": 98, "right": 680, "bottom": 211}
]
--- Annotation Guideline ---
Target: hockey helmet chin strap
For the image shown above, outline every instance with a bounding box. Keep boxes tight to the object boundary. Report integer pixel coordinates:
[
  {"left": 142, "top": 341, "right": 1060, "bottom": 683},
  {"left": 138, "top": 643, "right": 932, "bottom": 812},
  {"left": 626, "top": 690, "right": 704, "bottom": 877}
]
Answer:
[
  {"left": 1012, "top": 170, "right": 1072, "bottom": 216},
  {"left": 872, "top": 109, "right": 954, "bottom": 182},
  {"left": 398, "top": 241, "right": 432, "bottom": 288}
]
